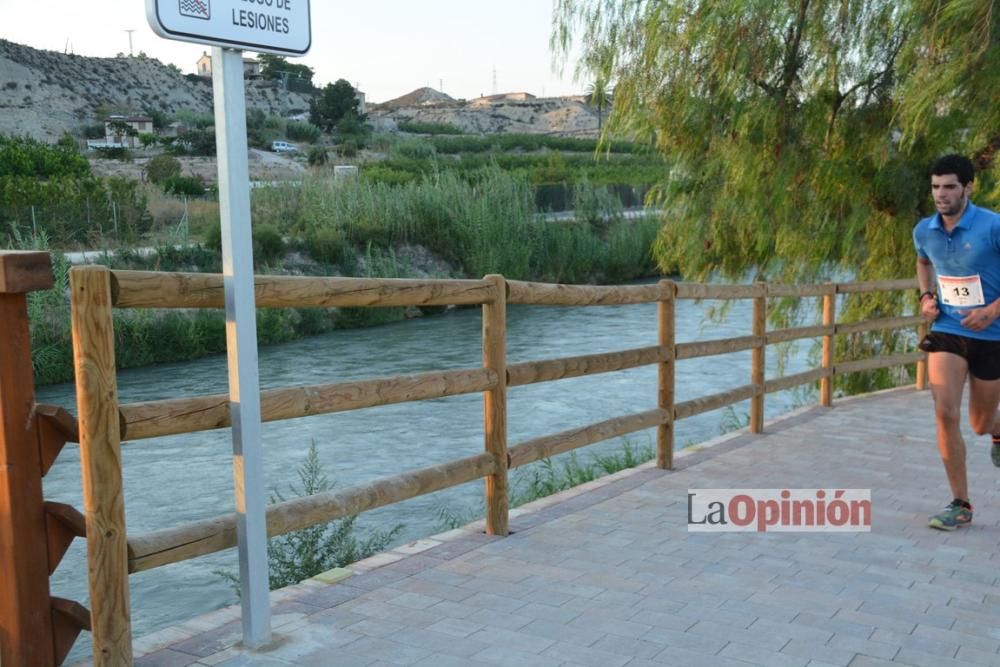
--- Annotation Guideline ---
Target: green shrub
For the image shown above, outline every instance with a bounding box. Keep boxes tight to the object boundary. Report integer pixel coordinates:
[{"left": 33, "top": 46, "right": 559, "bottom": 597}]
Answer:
[
  {"left": 202, "top": 219, "right": 222, "bottom": 252},
  {"left": 573, "top": 179, "right": 624, "bottom": 227},
  {"left": 255, "top": 307, "right": 296, "bottom": 344},
  {"left": 336, "top": 140, "right": 358, "bottom": 158},
  {"left": 217, "top": 442, "right": 403, "bottom": 592},
  {"left": 359, "top": 164, "right": 417, "bottom": 186},
  {"left": 393, "top": 137, "right": 436, "bottom": 160},
  {"left": 307, "top": 146, "right": 328, "bottom": 166},
  {"left": 252, "top": 224, "right": 284, "bottom": 265},
  {"left": 145, "top": 154, "right": 182, "bottom": 184},
  {"left": 182, "top": 128, "right": 217, "bottom": 156},
  {"left": 162, "top": 175, "right": 205, "bottom": 196},
  {"left": 0, "top": 134, "right": 91, "bottom": 178},
  {"left": 174, "top": 110, "right": 215, "bottom": 128},
  {"left": 286, "top": 121, "right": 322, "bottom": 143},
  {"left": 305, "top": 225, "right": 352, "bottom": 266},
  {"left": 94, "top": 146, "right": 132, "bottom": 161},
  {"left": 397, "top": 121, "right": 463, "bottom": 135}
]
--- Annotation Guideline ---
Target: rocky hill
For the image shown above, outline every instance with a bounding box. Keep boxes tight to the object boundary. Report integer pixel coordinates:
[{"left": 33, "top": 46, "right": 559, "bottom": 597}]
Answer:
[
  {"left": 0, "top": 39, "right": 602, "bottom": 141},
  {"left": 371, "top": 90, "right": 600, "bottom": 137},
  {"left": 0, "top": 39, "right": 312, "bottom": 140}
]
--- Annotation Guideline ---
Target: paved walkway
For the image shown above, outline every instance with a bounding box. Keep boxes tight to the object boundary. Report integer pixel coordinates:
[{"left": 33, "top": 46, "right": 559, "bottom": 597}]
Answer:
[{"left": 110, "top": 387, "right": 1000, "bottom": 666}]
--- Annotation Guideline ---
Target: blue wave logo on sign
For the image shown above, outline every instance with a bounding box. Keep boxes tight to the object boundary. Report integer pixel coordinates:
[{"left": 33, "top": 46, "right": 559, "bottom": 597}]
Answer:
[{"left": 179, "top": 0, "right": 210, "bottom": 20}]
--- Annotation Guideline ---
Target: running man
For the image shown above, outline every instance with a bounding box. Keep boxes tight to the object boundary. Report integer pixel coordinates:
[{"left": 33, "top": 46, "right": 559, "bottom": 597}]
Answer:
[{"left": 914, "top": 154, "right": 1000, "bottom": 530}]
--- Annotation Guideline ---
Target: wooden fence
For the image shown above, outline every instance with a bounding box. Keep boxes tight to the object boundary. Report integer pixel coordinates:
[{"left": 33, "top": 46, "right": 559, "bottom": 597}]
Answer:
[{"left": 0, "top": 251, "right": 928, "bottom": 665}]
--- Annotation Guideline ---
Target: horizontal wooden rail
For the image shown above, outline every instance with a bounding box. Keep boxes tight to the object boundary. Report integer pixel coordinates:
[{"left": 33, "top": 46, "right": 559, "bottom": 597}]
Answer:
[
  {"left": 674, "top": 384, "right": 760, "bottom": 420},
  {"left": 121, "top": 368, "right": 497, "bottom": 441},
  {"left": 767, "top": 325, "right": 834, "bottom": 344},
  {"left": 836, "top": 279, "right": 915, "bottom": 294},
  {"left": 835, "top": 352, "right": 923, "bottom": 376},
  {"left": 508, "top": 409, "right": 668, "bottom": 469},
  {"left": 835, "top": 315, "right": 923, "bottom": 336},
  {"left": 675, "top": 335, "right": 762, "bottom": 360},
  {"left": 506, "top": 280, "right": 666, "bottom": 305},
  {"left": 764, "top": 368, "right": 830, "bottom": 394},
  {"left": 507, "top": 346, "right": 663, "bottom": 386},
  {"left": 111, "top": 271, "right": 495, "bottom": 309},
  {"left": 675, "top": 283, "right": 766, "bottom": 299},
  {"left": 128, "top": 452, "right": 497, "bottom": 572},
  {"left": 767, "top": 284, "right": 835, "bottom": 297}
]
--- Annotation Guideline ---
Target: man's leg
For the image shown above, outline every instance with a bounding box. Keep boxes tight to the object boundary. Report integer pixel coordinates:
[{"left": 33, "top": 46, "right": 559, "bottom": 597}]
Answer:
[
  {"left": 967, "top": 377, "right": 1000, "bottom": 435},
  {"left": 928, "top": 352, "right": 969, "bottom": 502}
]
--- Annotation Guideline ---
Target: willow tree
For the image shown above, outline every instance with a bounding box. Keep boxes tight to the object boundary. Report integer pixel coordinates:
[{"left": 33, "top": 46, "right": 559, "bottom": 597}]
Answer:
[
  {"left": 554, "top": 0, "right": 999, "bottom": 391},
  {"left": 553, "top": 0, "right": 999, "bottom": 284}
]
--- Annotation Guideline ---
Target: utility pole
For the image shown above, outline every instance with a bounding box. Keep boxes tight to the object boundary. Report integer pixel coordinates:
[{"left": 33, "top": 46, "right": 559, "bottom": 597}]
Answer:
[
  {"left": 492, "top": 66, "right": 497, "bottom": 95},
  {"left": 125, "top": 29, "right": 135, "bottom": 56}
]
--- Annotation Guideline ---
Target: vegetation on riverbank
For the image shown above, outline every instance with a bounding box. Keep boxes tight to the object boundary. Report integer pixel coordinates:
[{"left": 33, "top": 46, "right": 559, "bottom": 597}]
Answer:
[
  {"left": 435, "top": 439, "right": 655, "bottom": 530},
  {"left": 217, "top": 442, "right": 403, "bottom": 592},
  {"left": 14, "top": 156, "right": 661, "bottom": 385}
]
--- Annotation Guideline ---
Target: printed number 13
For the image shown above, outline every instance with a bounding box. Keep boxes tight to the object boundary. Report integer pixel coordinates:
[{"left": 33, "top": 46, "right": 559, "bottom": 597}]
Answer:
[{"left": 953, "top": 287, "right": 971, "bottom": 297}]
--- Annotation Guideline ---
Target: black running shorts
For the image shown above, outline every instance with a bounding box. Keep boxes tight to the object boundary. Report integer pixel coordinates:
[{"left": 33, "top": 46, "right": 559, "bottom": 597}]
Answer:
[{"left": 919, "top": 332, "right": 1000, "bottom": 381}]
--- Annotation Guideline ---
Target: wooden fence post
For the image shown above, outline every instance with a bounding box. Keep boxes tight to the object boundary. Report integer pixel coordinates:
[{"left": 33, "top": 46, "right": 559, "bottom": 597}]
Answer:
[
  {"left": 70, "top": 266, "right": 132, "bottom": 666},
  {"left": 0, "top": 251, "right": 56, "bottom": 666},
  {"left": 657, "top": 280, "right": 676, "bottom": 469},
  {"left": 915, "top": 321, "right": 929, "bottom": 391},
  {"left": 482, "top": 275, "right": 508, "bottom": 536},
  {"left": 821, "top": 286, "right": 836, "bottom": 406},
  {"left": 750, "top": 283, "right": 766, "bottom": 433}
]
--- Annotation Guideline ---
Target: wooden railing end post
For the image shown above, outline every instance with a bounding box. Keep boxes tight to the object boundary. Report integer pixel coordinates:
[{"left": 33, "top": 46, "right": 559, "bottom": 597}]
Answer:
[{"left": 482, "top": 274, "right": 509, "bottom": 535}]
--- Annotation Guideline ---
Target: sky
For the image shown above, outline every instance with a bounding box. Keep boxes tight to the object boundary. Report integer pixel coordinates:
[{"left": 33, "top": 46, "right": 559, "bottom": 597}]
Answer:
[{"left": 0, "top": 0, "right": 585, "bottom": 103}]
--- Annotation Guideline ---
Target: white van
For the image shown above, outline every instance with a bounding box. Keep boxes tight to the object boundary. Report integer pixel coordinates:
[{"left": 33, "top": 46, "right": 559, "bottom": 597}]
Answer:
[{"left": 271, "top": 140, "right": 298, "bottom": 153}]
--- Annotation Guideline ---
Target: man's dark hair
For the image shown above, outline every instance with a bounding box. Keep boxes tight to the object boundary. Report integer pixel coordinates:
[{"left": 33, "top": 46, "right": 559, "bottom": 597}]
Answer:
[{"left": 931, "top": 154, "right": 975, "bottom": 185}]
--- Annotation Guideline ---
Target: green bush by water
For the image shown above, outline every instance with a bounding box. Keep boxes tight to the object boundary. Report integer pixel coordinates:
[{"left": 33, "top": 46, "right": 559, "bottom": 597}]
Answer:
[{"left": 217, "top": 442, "right": 404, "bottom": 592}]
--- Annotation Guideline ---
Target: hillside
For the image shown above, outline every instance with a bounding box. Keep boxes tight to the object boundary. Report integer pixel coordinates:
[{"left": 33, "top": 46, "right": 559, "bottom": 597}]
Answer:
[
  {"left": 0, "top": 39, "right": 312, "bottom": 140},
  {"left": 371, "top": 90, "right": 601, "bottom": 137},
  {"left": 0, "top": 40, "right": 603, "bottom": 141}
]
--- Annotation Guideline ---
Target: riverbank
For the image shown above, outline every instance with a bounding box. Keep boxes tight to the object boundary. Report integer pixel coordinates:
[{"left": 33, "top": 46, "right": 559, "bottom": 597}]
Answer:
[{"left": 27, "top": 227, "right": 662, "bottom": 386}]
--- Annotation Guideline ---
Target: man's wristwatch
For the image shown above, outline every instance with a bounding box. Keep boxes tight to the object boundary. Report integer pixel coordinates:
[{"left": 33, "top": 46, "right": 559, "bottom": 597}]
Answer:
[{"left": 919, "top": 290, "right": 937, "bottom": 303}]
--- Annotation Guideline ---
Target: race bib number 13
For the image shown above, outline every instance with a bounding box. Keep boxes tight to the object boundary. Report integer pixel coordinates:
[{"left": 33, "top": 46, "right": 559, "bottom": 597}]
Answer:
[{"left": 937, "top": 274, "right": 985, "bottom": 307}]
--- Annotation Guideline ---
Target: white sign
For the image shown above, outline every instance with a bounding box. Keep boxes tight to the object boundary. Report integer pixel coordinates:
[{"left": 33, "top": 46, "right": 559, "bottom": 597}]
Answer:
[{"left": 146, "top": 0, "right": 311, "bottom": 55}]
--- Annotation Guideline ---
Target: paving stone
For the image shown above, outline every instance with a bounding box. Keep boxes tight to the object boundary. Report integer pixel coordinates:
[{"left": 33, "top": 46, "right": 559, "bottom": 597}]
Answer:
[
  {"left": 540, "top": 640, "right": 632, "bottom": 667},
  {"left": 333, "top": 636, "right": 432, "bottom": 665},
  {"left": 470, "top": 644, "right": 565, "bottom": 667},
  {"left": 130, "top": 390, "right": 1000, "bottom": 667},
  {"left": 780, "top": 639, "right": 856, "bottom": 666},
  {"left": 716, "top": 642, "right": 807, "bottom": 667},
  {"left": 567, "top": 611, "right": 651, "bottom": 639},
  {"left": 869, "top": 628, "right": 959, "bottom": 658},
  {"left": 135, "top": 649, "right": 201, "bottom": 667}
]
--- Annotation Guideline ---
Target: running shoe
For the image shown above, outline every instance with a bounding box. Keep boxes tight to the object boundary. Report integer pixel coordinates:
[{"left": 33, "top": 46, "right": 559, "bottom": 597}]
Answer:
[
  {"left": 928, "top": 500, "right": 973, "bottom": 530},
  {"left": 992, "top": 435, "right": 1000, "bottom": 468}
]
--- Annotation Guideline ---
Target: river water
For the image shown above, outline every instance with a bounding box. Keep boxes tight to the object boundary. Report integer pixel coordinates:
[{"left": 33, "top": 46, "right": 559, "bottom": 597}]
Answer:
[{"left": 40, "top": 290, "right": 818, "bottom": 655}]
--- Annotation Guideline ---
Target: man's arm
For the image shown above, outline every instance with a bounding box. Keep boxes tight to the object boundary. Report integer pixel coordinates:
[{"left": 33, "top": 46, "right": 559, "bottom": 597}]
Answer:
[
  {"left": 916, "top": 257, "right": 936, "bottom": 294},
  {"left": 916, "top": 257, "right": 939, "bottom": 323}
]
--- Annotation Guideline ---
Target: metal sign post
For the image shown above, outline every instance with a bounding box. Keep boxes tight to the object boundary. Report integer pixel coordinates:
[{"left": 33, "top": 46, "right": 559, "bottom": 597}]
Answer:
[
  {"left": 146, "top": 0, "right": 311, "bottom": 652},
  {"left": 212, "top": 45, "right": 271, "bottom": 649}
]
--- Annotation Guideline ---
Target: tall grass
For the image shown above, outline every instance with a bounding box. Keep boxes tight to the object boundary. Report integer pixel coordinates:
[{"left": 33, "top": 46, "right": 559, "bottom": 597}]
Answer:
[
  {"left": 252, "top": 167, "right": 660, "bottom": 282},
  {"left": 16, "top": 166, "right": 663, "bottom": 384}
]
